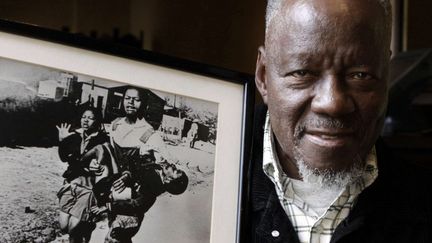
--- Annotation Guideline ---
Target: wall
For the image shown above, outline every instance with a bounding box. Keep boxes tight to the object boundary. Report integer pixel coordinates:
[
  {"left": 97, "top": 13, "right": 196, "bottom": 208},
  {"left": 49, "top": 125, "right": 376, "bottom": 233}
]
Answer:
[
  {"left": 130, "top": 0, "right": 265, "bottom": 73},
  {"left": 0, "top": 0, "right": 131, "bottom": 37},
  {"left": 406, "top": 0, "right": 432, "bottom": 50},
  {"left": 2, "top": 0, "right": 431, "bottom": 74}
]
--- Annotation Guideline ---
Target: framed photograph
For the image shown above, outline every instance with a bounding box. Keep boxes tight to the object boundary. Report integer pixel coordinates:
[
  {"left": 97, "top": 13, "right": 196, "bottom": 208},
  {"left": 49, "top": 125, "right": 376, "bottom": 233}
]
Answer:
[{"left": 0, "top": 20, "right": 254, "bottom": 243}]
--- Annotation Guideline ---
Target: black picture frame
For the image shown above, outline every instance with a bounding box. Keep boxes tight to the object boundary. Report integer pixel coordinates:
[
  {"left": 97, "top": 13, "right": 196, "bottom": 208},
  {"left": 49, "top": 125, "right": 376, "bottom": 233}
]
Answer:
[{"left": 0, "top": 19, "right": 254, "bottom": 243}]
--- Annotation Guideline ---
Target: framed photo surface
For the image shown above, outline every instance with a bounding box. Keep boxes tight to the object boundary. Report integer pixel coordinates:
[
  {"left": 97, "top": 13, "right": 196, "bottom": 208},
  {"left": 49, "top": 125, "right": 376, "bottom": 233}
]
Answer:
[{"left": 0, "top": 20, "right": 253, "bottom": 243}]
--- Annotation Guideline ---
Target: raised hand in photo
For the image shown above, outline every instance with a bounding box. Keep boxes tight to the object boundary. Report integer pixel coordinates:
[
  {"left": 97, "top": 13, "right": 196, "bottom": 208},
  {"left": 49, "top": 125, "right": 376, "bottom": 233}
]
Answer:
[{"left": 56, "top": 123, "right": 73, "bottom": 142}]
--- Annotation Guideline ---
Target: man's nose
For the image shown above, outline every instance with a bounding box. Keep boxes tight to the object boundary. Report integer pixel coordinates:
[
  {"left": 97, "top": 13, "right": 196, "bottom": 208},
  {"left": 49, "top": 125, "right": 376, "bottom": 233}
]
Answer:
[{"left": 311, "top": 75, "right": 355, "bottom": 116}]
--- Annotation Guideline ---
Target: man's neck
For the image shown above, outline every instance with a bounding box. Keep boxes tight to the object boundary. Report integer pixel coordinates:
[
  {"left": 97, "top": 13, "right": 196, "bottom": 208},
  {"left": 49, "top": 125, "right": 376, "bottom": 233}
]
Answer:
[{"left": 125, "top": 116, "right": 138, "bottom": 124}]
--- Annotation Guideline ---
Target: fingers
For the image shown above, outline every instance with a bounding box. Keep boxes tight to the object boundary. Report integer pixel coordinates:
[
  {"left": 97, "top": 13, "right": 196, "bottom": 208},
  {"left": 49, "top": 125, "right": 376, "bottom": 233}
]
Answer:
[
  {"left": 90, "top": 206, "right": 99, "bottom": 214},
  {"left": 113, "top": 181, "right": 124, "bottom": 190},
  {"left": 56, "top": 123, "right": 71, "bottom": 130},
  {"left": 90, "top": 206, "right": 107, "bottom": 215},
  {"left": 114, "top": 186, "right": 125, "bottom": 193},
  {"left": 93, "top": 169, "right": 104, "bottom": 176},
  {"left": 89, "top": 160, "right": 105, "bottom": 176},
  {"left": 89, "top": 159, "right": 105, "bottom": 176},
  {"left": 113, "top": 179, "right": 125, "bottom": 193},
  {"left": 113, "top": 178, "right": 123, "bottom": 187}
]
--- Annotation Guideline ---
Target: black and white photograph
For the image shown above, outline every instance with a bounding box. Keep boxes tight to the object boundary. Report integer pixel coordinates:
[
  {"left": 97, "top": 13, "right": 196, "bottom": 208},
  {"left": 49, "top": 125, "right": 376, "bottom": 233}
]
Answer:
[{"left": 0, "top": 57, "right": 219, "bottom": 243}]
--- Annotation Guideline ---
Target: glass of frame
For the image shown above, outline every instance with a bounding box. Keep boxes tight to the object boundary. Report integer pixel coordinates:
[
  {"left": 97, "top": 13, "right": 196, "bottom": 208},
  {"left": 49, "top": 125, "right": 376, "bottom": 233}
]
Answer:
[{"left": 0, "top": 20, "right": 253, "bottom": 243}]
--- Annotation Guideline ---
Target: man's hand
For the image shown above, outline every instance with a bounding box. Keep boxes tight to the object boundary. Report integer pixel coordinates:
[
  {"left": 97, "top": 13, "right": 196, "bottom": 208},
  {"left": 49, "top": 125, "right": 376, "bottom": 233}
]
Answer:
[
  {"left": 139, "top": 144, "right": 154, "bottom": 156},
  {"left": 89, "top": 159, "right": 105, "bottom": 176},
  {"left": 90, "top": 205, "right": 108, "bottom": 216},
  {"left": 113, "top": 173, "right": 130, "bottom": 193},
  {"left": 56, "top": 123, "right": 73, "bottom": 142}
]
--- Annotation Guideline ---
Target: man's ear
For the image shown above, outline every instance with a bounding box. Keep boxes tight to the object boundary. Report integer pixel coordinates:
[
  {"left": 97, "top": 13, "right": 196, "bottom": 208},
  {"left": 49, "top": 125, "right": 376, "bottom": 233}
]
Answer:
[{"left": 255, "top": 46, "right": 268, "bottom": 104}]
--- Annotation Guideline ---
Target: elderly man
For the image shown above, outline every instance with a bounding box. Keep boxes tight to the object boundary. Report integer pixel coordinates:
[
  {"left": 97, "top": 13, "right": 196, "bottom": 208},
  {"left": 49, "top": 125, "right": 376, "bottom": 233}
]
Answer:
[{"left": 247, "top": 0, "right": 432, "bottom": 242}]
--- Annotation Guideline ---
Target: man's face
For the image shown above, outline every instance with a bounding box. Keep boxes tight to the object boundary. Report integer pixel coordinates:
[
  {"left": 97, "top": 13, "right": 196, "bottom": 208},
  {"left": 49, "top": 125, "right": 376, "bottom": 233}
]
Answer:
[
  {"left": 123, "top": 88, "right": 142, "bottom": 116},
  {"left": 162, "top": 164, "right": 181, "bottom": 184},
  {"left": 256, "top": 0, "right": 391, "bottom": 175}
]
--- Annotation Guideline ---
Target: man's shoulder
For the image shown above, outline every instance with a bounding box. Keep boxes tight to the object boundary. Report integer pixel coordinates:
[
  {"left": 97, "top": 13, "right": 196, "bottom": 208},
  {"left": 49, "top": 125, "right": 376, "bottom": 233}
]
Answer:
[
  {"left": 110, "top": 117, "right": 125, "bottom": 131},
  {"left": 136, "top": 118, "right": 153, "bottom": 128}
]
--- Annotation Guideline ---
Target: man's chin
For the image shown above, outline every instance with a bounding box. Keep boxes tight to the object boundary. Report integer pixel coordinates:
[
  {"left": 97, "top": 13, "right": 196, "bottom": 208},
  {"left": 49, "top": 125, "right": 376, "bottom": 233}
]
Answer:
[
  {"left": 294, "top": 147, "right": 365, "bottom": 190},
  {"left": 296, "top": 138, "right": 363, "bottom": 171},
  {"left": 125, "top": 111, "right": 137, "bottom": 117}
]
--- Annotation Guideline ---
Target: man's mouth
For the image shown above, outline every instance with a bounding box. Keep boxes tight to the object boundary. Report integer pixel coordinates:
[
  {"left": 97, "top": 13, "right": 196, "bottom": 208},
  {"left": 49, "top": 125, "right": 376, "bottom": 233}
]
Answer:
[
  {"left": 125, "top": 106, "right": 136, "bottom": 112},
  {"left": 304, "top": 129, "right": 355, "bottom": 147}
]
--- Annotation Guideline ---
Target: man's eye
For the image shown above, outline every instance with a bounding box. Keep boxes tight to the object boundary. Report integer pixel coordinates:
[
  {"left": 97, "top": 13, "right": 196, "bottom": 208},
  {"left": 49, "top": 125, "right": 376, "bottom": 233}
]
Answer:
[
  {"left": 350, "top": 72, "right": 373, "bottom": 80},
  {"left": 288, "top": 70, "right": 311, "bottom": 78}
]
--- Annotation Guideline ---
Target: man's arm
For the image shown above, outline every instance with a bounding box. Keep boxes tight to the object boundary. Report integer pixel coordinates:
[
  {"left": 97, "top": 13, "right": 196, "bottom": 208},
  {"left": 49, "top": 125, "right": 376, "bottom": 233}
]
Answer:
[
  {"left": 109, "top": 190, "right": 157, "bottom": 216},
  {"left": 109, "top": 168, "right": 164, "bottom": 216},
  {"left": 80, "top": 143, "right": 111, "bottom": 175},
  {"left": 140, "top": 132, "right": 174, "bottom": 164}
]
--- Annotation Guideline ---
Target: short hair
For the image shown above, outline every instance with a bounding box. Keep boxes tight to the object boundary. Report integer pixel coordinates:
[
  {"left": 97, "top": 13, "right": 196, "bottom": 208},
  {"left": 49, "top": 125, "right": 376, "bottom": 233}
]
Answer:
[
  {"left": 165, "top": 170, "right": 189, "bottom": 195},
  {"left": 122, "top": 86, "right": 147, "bottom": 119},
  {"left": 79, "top": 106, "right": 103, "bottom": 130},
  {"left": 265, "top": 0, "right": 392, "bottom": 33}
]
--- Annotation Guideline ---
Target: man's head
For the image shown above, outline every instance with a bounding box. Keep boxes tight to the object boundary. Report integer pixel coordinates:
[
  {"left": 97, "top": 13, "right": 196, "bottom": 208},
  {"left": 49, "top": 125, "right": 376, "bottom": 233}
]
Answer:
[
  {"left": 256, "top": 0, "right": 392, "bottom": 187},
  {"left": 123, "top": 87, "right": 145, "bottom": 120},
  {"left": 162, "top": 163, "right": 189, "bottom": 195}
]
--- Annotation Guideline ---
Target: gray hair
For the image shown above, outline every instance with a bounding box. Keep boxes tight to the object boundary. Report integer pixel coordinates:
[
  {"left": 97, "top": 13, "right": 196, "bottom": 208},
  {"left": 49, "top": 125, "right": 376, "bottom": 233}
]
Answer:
[{"left": 265, "top": 0, "right": 392, "bottom": 33}]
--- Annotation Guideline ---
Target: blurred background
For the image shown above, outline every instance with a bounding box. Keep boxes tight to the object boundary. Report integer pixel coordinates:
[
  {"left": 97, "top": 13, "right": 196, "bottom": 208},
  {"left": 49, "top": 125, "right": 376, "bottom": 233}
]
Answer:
[
  {"left": 0, "top": 0, "right": 431, "bottom": 165},
  {"left": 0, "top": 0, "right": 430, "bottom": 73},
  {"left": 0, "top": 0, "right": 265, "bottom": 74}
]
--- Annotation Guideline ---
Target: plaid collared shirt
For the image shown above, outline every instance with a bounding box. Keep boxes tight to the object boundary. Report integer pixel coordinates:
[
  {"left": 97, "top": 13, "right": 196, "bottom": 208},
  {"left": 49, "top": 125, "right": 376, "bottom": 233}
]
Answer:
[{"left": 262, "top": 112, "right": 378, "bottom": 243}]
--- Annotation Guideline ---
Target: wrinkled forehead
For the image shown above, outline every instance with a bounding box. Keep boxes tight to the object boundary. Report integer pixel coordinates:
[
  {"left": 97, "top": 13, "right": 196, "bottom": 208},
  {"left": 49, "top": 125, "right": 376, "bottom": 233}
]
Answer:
[{"left": 266, "top": 0, "right": 389, "bottom": 49}]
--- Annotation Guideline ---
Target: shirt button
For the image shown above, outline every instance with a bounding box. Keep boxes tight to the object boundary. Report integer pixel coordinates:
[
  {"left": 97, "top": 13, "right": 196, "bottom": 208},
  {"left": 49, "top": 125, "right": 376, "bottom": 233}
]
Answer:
[{"left": 271, "top": 230, "right": 280, "bottom": 238}]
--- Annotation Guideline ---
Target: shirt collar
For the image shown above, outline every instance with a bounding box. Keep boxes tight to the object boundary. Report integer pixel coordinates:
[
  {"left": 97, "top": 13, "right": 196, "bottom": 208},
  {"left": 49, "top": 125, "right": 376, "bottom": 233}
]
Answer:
[
  {"left": 76, "top": 128, "right": 99, "bottom": 140},
  {"left": 117, "top": 117, "right": 150, "bottom": 129}
]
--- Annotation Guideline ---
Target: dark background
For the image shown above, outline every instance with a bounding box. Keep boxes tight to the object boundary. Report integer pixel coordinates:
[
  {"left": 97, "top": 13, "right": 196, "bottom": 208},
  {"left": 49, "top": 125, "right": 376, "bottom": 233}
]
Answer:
[
  {"left": 1, "top": 0, "right": 430, "bottom": 75},
  {"left": 0, "top": 0, "right": 265, "bottom": 74}
]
